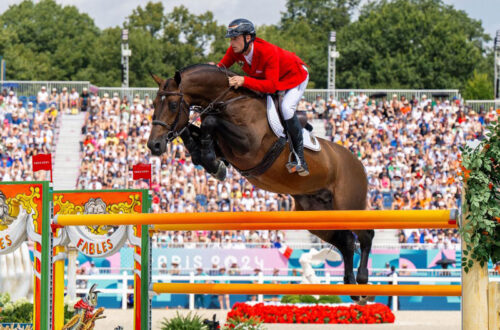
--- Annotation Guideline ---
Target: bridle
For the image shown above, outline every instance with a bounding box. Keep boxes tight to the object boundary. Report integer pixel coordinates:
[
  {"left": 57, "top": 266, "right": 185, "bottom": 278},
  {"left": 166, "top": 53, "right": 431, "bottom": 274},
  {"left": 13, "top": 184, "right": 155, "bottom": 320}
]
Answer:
[
  {"left": 151, "top": 90, "right": 190, "bottom": 139},
  {"left": 152, "top": 85, "right": 243, "bottom": 143}
]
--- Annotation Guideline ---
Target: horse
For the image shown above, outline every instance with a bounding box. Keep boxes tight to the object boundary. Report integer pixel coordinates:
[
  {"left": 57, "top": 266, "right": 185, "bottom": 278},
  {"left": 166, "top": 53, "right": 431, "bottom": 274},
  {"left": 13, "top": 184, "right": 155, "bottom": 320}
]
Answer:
[{"left": 147, "top": 64, "right": 373, "bottom": 302}]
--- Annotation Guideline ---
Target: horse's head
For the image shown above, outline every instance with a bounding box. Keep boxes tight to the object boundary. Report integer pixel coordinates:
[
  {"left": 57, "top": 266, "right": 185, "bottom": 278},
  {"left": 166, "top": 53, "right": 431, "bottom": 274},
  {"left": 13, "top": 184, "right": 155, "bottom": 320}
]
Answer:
[{"left": 147, "top": 72, "right": 190, "bottom": 156}]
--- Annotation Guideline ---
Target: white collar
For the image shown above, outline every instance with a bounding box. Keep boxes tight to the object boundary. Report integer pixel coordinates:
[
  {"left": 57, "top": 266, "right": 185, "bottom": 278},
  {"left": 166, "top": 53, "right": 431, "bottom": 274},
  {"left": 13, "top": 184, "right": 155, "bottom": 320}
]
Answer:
[{"left": 243, "top": 43, "right": 254, "bottom": 65}]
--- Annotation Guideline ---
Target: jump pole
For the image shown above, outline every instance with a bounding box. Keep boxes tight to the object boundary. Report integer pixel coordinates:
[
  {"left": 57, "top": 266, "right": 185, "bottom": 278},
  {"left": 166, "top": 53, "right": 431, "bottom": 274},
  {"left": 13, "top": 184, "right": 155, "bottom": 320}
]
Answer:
[
  {"left": 151, "top": 283, "right": 462, "bottom": 297},
  {"left": 54, "top": 209, "right": 457, "bottom": 227},
  {"left": 150, "top": 221, "right": 457, "bottom": 231}
]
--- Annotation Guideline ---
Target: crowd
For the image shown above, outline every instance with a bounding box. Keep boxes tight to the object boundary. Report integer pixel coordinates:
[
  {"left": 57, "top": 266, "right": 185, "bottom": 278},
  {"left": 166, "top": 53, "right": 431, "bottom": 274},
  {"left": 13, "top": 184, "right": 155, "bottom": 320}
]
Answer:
[
  {"left": 0, "top": 88, "right": 59, "bottom": 182},
  {"left": 1, "top": 84, "right": 497, "bottom": 249},
  {"left": 301, "top": 92, "right": 496, "bottom": 247}
]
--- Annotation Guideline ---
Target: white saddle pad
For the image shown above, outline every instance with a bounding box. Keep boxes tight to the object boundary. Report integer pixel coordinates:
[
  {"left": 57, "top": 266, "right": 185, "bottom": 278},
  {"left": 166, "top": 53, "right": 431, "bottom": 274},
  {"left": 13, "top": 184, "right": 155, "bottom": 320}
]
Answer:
[{"left": 266, "top": 95, "right": 321, "bottom": 152}]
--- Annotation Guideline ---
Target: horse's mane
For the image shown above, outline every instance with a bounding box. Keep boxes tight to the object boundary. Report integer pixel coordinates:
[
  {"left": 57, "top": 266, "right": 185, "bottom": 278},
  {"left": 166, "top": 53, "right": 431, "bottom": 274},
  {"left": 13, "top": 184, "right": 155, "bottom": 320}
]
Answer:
[
  {"left": 179, "top": 63, "right": 236, "bottom": 77},
  {"left": 178, "top": 64, "right": 265, "bottom": 99}
]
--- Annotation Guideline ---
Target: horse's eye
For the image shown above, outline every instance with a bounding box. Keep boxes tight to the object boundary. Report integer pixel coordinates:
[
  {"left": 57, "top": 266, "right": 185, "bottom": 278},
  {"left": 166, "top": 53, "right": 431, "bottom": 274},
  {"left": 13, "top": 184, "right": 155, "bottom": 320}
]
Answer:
[
  {"left": 152, "top": 115, "right": 156, "bottom": 120},
  {"left": 169, "top": 102, "right": 178, "bottom": 111}
]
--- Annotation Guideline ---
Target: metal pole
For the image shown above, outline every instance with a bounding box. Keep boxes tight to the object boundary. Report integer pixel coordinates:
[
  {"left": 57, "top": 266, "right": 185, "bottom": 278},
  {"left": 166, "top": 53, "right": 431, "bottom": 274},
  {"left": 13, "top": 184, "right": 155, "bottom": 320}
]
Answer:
[
  {"left": 332, "top": 43, "right": 336, "bottom": 91},
  {"left": 121, "top": 29, "right": 131, "bottom": 88},
  {"left": 495, "top": 31, "right": 500, "bottom": 99}
]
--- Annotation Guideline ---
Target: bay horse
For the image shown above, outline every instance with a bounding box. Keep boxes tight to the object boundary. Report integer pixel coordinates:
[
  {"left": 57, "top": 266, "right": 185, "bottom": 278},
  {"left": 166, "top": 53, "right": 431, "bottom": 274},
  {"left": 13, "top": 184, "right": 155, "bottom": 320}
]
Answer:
[{"left": 147, "top": 64, "right": 373, "bottom": 302}]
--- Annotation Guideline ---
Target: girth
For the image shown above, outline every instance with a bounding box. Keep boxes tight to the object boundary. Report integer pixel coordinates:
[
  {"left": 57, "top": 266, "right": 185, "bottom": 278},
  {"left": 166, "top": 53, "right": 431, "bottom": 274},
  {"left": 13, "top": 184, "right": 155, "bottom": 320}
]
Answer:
[{"left": 233, "top": 137, "right": 287, "bottom": 179}]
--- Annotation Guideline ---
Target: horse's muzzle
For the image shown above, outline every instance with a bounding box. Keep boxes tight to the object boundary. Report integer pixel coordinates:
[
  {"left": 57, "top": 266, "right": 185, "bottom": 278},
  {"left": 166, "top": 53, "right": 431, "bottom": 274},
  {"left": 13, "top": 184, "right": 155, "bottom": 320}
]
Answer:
[{"left": 147, "top": 138, "right": 166, "bottom": 156}]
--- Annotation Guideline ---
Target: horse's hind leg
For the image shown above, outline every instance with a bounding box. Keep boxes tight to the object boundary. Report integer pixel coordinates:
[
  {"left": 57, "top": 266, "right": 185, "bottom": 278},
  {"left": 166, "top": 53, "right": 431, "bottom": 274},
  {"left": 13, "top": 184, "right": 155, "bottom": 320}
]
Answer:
[
  {"left": 354, "top": 229, "right": 374, "bottom": 284},
  {"left": 293, "top": 190, "right": 357, "bottom": 288}
]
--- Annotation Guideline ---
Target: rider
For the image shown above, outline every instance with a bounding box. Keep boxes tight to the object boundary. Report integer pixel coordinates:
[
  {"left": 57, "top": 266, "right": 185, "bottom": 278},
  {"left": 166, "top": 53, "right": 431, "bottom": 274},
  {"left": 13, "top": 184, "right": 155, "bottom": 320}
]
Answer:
[{"left": 217, "top": 18, "right": 310, "bottom": 176}]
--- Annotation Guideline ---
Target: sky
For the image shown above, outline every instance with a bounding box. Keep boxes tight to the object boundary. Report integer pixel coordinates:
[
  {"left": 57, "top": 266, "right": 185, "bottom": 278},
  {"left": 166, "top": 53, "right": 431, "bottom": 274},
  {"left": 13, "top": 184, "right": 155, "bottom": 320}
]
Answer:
[{"left": 0, "top": 0, "right": 499, "bottom": 40}]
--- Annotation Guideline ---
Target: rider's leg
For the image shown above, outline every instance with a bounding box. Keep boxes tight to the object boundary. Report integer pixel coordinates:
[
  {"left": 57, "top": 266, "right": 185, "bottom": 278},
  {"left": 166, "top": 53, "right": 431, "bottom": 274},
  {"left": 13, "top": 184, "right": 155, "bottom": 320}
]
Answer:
[
  {"left": 284, "top": 114, "right": 309, "bottom": 176},
  {"left": 281, "top": 71, "right": 309, "bottom": 176}
]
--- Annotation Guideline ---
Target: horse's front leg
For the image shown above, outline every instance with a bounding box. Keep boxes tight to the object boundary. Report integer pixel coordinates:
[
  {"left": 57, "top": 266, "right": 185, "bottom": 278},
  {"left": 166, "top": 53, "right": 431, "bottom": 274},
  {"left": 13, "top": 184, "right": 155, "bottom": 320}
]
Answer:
[
  {"left": 180, "top": 127, "right": 203, "bottom": 166},
  {"left": 200, "top": 115, "right": 226, "bottom": 181}
]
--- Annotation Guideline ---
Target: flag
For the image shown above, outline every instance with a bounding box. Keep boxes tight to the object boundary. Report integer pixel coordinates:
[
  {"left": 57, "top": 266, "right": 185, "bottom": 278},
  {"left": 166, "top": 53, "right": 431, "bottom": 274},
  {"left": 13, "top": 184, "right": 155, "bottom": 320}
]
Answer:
[
  {"left": 132, "top": 163, "right": 151, "bottom": 180},
  {"left": 279, "top": 245, "right": 293, "bottom": 259},
  {"left": 32, "top": 153, "right": 52, "bottom": 172}
]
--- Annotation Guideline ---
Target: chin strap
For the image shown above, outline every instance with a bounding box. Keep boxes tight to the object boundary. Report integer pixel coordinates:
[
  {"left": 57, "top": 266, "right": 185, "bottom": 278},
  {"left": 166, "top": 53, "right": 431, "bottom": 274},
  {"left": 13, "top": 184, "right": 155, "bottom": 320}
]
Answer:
[{"left": 241, "top": 34, "right": 255, "bottom": 54}]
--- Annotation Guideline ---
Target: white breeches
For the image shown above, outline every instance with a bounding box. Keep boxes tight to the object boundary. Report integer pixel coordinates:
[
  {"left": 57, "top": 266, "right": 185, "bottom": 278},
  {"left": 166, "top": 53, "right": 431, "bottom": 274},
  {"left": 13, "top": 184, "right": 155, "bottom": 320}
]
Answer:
[{"left": 281, "top": 66, "right": 309, "bottom": 120}]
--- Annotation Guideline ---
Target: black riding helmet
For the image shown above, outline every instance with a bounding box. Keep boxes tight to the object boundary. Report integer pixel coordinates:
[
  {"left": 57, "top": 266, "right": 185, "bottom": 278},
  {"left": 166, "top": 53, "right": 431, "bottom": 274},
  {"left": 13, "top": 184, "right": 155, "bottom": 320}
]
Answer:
[{"left": 225, "top": 18, "right": 256, "bottom": 53}]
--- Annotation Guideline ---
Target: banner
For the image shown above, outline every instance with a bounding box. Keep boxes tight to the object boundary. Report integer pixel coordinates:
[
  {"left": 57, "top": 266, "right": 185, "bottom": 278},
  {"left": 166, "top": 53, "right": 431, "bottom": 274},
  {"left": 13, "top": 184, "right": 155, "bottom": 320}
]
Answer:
[
  {"left": 132, "top": 163, "right": 151, "bottom": 180},
  {"left": 32, "top": 154, "right": 52, "bottom": 172}
]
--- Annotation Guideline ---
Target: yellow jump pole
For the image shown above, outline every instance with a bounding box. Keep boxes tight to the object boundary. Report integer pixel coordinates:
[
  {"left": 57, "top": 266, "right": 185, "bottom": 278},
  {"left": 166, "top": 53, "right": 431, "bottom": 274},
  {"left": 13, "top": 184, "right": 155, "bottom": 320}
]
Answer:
[
  {"left": 151, "top": 283, "right": 462, "bottom": 297},
  {"left": 151, "top": 221, "right": 457, "bottom": 231},
  {"left": 54, "top": 209, "right": 457, "bottom": 227}
]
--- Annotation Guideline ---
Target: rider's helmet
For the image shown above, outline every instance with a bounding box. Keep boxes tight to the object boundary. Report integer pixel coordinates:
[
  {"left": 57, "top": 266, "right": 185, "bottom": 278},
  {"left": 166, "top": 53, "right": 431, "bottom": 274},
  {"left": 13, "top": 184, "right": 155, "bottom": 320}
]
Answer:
[{"left": 225, "top": 18, "right": 256, "bottom": 53}]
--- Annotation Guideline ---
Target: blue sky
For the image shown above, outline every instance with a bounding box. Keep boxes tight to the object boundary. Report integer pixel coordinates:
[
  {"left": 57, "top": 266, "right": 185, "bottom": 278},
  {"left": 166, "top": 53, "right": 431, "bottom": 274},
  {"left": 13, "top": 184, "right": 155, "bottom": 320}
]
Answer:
[{"left": 0, "top": 0, "right": 499, "bottom": 41}]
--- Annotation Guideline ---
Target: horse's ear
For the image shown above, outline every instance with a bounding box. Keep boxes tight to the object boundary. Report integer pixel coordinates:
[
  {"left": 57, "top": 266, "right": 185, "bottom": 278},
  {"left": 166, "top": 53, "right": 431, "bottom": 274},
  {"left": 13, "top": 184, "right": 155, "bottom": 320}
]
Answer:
[
  {"left": 150, "top": 72, "right": 163, "bottom": 86},
  {"left": 174, "top": 71, "right": 181, "bottom": 87}
]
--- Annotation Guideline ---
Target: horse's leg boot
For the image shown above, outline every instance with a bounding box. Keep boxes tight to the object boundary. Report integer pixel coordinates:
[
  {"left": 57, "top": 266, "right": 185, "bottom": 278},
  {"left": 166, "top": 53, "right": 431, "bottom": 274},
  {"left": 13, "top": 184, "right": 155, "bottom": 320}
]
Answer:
[
  {"left": 201, "top": 135, "right": 217, "bottom": 163},
  {"left": 201, "top": 136, "right": 227, "bottom": 181},
  {"left": 285, "top": 114, "right": 309, "bottom": 176}
]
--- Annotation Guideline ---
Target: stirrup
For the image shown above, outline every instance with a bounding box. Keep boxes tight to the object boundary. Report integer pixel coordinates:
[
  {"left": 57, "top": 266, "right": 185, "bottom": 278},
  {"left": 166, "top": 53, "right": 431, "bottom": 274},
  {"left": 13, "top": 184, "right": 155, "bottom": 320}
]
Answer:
[
  {"left": 286, "top": 151, "right": 309, "bottom": 176},
  {"left": 286, "top": 151, "right": 299, "bottom": 173}
]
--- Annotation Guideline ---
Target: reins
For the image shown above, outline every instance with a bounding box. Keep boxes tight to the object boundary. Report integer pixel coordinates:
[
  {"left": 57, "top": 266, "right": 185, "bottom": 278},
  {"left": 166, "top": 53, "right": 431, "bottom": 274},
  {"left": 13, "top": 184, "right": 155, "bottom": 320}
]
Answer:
[{"left": 152, "top": 85, "right": 245, "bottom": 143}]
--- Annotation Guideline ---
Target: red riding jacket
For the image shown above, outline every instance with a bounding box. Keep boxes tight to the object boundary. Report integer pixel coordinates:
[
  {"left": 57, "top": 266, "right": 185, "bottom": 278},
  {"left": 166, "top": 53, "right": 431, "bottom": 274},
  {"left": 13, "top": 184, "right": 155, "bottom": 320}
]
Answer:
[{"left": 218, "top": 37, "right": 308, "bottom": 94}]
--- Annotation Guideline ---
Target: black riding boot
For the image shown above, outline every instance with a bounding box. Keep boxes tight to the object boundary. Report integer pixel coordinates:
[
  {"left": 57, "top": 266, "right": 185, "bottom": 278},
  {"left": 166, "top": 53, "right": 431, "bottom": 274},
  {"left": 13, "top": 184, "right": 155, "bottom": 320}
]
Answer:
[
  {"left": 200, "top": 135, "right": 227, "bottom": 181},
  {"left": 285, "top": 113, "right": 309, "bottom": 176}
]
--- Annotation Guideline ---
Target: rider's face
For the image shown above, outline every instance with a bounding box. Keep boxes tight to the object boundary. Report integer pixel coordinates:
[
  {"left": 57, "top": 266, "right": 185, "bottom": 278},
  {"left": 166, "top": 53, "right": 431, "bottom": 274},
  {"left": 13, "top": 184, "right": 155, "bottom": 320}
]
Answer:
[{"left": 230, "top": 35, "right": 250, "bottom": 54}]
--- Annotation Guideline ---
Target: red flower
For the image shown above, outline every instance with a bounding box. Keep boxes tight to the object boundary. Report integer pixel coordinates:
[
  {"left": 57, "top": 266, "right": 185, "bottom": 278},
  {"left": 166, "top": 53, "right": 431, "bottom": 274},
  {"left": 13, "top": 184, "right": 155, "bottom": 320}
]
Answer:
[{"left": 225, "top": 303, "right": 395, "bottom": 325}]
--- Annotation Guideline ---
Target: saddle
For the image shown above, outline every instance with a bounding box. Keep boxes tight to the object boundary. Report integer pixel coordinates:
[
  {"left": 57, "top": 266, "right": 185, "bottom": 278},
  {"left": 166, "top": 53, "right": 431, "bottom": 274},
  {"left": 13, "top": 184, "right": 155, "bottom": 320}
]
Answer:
[
  {"left": 266, "top": 94, "right": 321, "bottom": 152},
  {"left": 271, "top": 92, "right": 313, "bottom": 132}
]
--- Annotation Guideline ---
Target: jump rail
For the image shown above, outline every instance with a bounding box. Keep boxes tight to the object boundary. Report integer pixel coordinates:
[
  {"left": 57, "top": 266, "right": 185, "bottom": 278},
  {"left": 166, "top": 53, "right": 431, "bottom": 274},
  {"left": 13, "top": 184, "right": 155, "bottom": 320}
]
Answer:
[
  {"left": 151, "top": 283, "right": 462, "bottom": 297},
  {"left": 54, "top": 209, "right": 458, "bottom": 228}
]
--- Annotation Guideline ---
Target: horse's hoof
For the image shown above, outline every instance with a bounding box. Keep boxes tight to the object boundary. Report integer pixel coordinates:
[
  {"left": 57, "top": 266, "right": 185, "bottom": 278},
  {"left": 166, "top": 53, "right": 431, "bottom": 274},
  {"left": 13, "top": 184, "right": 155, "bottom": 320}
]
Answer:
[
  {"left": 366, "top": 295, "right": 376, "bottom": 302},
  {"left": 350, "top": 295, "right": 360, "bottom": 302},
  {"left": 211, "top": 161, "right": 227, "bottom": 181},
  {"left": 356, "top": 297, "right": 368, "bottom": 306}
]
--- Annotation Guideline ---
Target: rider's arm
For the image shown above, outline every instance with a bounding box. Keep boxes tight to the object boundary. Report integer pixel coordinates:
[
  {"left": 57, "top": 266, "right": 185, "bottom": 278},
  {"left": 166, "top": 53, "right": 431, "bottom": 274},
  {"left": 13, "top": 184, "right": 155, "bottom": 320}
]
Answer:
[
  {"left": 242, "top": 48, "right": 279, "bottom": 94},
  {"left": 217, "top": 46, "right": 236, "bottom": 69}
]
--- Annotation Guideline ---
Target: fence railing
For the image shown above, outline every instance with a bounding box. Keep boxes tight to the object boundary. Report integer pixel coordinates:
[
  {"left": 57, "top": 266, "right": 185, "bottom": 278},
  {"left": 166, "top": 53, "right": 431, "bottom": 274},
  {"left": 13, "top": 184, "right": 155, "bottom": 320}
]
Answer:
[
  {"left": 464, "top": 99, "right": 500, "bottom": 111},
  {"left": 304, "top": 89, "right": 461, "bottom": 103},
  {"left": 1, "top": 80, "right": 462, "bottom": 103},
  {"left": 74, "top": 270, "right": 499, "bottom": 311},
  {"left": 0, "top": 80, "right": 90, "bottom": 97}
]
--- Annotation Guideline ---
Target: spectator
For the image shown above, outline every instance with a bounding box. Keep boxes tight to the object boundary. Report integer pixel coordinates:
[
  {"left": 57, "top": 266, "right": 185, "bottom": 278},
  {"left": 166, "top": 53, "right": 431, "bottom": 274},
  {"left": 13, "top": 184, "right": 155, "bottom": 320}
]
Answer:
[
  {"left": 89, "top": 261, "right": 99, "bottom": 275},
  {"left": 194, "top": 267, "right": 207, "bottom": 309},
  {"left": 169, "top": 261, "right": 181, "bottom": 275},
  {"left": 387, "top": 265, "right": 400, "bottom": 309},
  {"left": 37, "top": 86, "right": 49, "bottom": 110},
  {"left": 80, "top": 87, "right": 90, "bottom": 112},
  {"left": 312, "top": 94, "right": 326, "bottom": 119},
  {"left": 60, "top": 87, "right": 69, "bottom": 112},
  {"left": 213, "top": 266, "right": 230, "bottom": 309}
]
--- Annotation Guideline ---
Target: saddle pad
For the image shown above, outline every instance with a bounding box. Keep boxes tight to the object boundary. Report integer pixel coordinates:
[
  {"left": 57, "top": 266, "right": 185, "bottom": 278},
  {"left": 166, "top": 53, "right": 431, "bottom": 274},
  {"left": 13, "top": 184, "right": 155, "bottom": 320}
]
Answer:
[{"left": 266, "top": 95, "right": 321, "bottom": 152}]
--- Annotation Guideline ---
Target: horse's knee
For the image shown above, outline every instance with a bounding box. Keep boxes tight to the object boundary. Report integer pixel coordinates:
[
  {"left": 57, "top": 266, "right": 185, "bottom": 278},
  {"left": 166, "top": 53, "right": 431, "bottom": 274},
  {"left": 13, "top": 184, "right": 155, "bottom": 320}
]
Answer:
[{"left": 201, "top": 115, "right": 218, "bottom": 134}]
